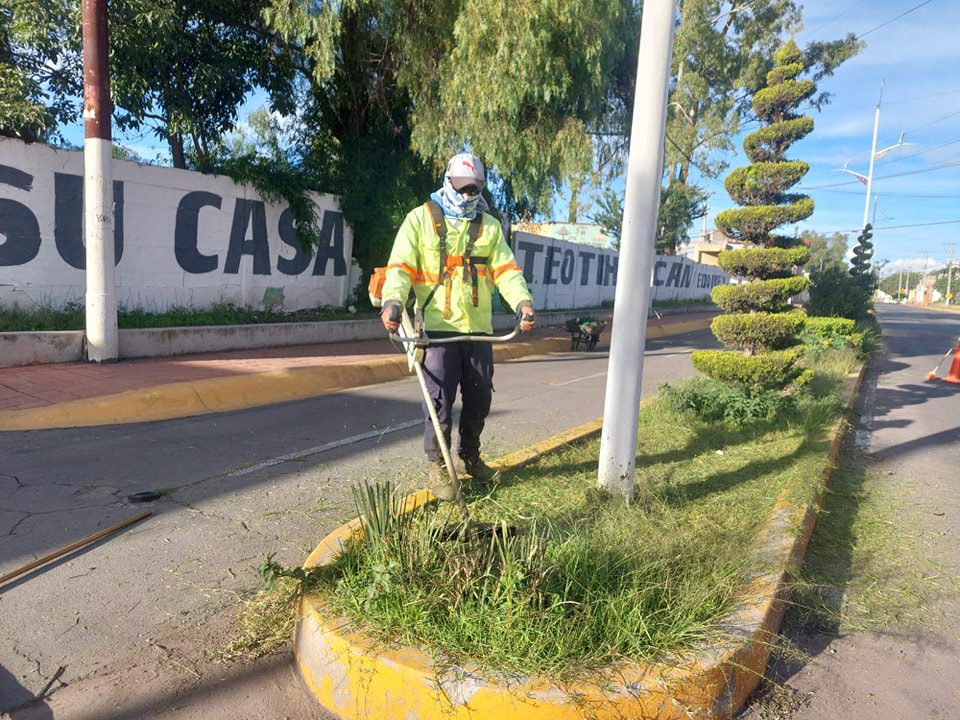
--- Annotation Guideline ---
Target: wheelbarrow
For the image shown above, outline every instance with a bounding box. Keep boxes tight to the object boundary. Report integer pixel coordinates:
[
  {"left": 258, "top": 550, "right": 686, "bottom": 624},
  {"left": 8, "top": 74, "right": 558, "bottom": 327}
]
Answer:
[{"left": 564, "top": 317, "right": 607, "bottom": 351}]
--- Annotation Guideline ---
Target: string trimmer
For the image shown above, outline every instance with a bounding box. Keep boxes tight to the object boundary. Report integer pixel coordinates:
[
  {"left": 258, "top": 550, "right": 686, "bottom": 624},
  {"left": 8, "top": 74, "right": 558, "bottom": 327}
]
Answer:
[{"left": 385, "top": 304, "right": 532, "bottom": 531}]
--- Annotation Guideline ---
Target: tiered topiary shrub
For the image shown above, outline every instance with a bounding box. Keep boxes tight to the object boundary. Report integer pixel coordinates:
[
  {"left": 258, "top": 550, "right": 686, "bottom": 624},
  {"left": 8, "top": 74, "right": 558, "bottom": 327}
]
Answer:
[{"left": 692, "top": 40, "right": 815, "bottom": 390}]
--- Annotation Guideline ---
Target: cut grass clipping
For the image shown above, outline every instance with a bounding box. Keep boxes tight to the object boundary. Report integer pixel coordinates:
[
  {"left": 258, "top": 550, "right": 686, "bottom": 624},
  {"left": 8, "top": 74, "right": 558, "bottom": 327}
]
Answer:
[{"left": 272, "top": 350, "right": 858, "bottom": 681}]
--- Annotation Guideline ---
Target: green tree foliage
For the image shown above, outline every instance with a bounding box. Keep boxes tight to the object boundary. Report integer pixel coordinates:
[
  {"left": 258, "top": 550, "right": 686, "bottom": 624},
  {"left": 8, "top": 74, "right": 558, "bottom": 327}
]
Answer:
[
  {"left": 108, "top": 0, "right": 298, "bottom": 170},
  {"left": 807, "top": 266, "right": 872, "bottom": 320},
  {"left": 0, "top": 0, "right": 80, "bottom": 141},
  {"left": 252, "top": 0, "right": 637, "bottom": 282},
  {"left": 848, "top": 222, "right": 874, "bottom": 281},
  {"left": 802, "top": 230, "right": 848, "bottom": 273},
  {"left": 718, "top": 247, "right": 808, "bottom": 279},
  {"left": 658, "top": 1, "right": 859, "bottom": 253},
  {"left": 693, "top": 40, "right": 819, "bottom": 390},
  {"left": 591, "top": 180, "right": 706, "bottom": 254},
  {"left": 715, "top": 42, "right": 815, "bottom": 245},
  {"left": 691, "top": 348, "right": 803, "bottom": 389},
  {"left": 878, "top": 271, "right": 922, "bottom": 300}
]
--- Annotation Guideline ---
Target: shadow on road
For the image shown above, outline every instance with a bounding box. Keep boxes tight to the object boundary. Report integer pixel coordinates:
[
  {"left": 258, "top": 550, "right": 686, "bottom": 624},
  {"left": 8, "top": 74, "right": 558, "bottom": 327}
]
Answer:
[{"left": 1, "top": 663, "right": 53, "bottom": 718}]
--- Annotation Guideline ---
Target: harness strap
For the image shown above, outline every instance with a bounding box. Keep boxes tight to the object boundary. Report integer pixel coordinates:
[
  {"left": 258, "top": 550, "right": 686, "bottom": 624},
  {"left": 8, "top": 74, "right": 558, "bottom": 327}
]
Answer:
[
  {"left": 463, "top": 216, "right": 484, "bottom": 307},
  {"left": 422, "top": 201, "right": 449, "bottom": 320},
  {"left": 420, "top": 200, "right": 486, "bottom": 323}
]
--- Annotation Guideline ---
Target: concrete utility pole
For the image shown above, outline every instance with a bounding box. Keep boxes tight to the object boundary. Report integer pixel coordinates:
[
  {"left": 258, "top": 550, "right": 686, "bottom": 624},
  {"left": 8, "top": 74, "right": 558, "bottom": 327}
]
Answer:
[
  {"left": 597, "top": 0, "right": 676, "bottom": 502},
  {"left": 82, "top": 0, "right": 118, "bottom": 362}
]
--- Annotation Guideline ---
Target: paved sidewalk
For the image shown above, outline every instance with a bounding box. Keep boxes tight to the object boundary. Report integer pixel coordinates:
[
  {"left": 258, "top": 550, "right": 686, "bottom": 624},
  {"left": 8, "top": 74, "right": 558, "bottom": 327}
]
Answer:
[{"left": 0, "top": 312, "right": 716, "bottom": 430}]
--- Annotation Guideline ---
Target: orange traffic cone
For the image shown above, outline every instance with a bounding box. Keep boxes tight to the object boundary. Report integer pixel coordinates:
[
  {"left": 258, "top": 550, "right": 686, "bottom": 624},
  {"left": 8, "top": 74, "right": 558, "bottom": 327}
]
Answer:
[
  {"left": 926, "top": 339, "right": 960, "bottom": 384},
  {"left": 945, "top": 340, "right": 960, "bottom": 384}
]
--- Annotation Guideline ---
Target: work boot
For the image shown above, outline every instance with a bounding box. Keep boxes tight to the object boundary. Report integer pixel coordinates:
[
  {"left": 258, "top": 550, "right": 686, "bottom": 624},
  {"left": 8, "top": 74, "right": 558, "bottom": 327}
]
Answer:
[
  {"left": 428, "top": 460, "right": 457, "bottom": 502},
  {"left": 455, "top": 454, "right": 499, "bottom": 483}
]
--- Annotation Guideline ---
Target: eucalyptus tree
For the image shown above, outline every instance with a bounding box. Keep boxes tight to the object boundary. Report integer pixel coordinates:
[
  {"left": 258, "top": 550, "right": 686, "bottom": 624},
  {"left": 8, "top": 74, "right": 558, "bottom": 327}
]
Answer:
[
  {"left": 260, "top": 0, "right": 635, "bottom": 273},
  {"left": 659, "top": 0, "right": 859, "bottom": 253},
  {"left": 0, "top": 0, "right": 80, "bottom": 141},
  {"left": 107, "top": 0, "right": 298, "bottom": 170}
]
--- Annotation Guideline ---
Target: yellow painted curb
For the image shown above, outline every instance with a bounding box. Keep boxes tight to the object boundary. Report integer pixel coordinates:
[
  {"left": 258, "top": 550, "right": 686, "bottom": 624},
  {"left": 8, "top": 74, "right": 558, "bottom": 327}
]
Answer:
[
  {"left": 0, "top": 316, "right": 714, "bottom": 432},
  {"left": 293, "top": 363, "right": 865, "bottom": 720}
]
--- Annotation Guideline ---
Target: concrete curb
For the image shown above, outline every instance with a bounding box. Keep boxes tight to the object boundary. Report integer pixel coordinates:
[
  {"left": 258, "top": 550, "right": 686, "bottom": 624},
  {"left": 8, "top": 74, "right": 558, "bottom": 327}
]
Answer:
[
  {"left": 292, "top": 366, "right": 866, "bottom": 720},
  {"left": 0, "top": 306, "right": 717, "bottom": 369},
  {"left": 0, "top": 338, "right": 568, "bottom": 431},
  {"left": 0, "top": 316, "right": 714, "bottom": 431}
]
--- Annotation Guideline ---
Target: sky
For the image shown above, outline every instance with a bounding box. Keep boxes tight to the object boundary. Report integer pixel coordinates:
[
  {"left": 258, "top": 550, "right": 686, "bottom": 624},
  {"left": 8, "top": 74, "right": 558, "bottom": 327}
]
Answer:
[
  {"left": 697, "top": 0, "right": 960, "bottom": 277},
  {"left": 57, "top": 0, "right": 959, "bottom": 277}
]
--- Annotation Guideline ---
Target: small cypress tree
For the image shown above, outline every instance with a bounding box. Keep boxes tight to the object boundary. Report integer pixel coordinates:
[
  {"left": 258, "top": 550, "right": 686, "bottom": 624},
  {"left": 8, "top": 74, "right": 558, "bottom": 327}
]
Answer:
[{"left": 692, "top": 40, "right": 814, "bottom": 390}]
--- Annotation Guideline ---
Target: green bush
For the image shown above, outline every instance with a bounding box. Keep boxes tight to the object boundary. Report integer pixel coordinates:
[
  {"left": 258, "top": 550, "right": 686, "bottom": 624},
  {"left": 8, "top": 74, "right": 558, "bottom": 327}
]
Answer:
[
  {"left": 661, "top": 377, "right": 795, "bottom": 426},
  {"left": 801, "top": 317, "right": 873, "bottom": 358},
  {"left": 807, "top": 266, "right": 872, "bottom": 320},
  {"left": 718, "top": 247, "right": 810, "bottom": 279},
  {"left": 691, "top": 348, "right": 803, "bottom": 389},
  {"left": 803, "top": 316, "right": 856, "bottom": 338},
  {"left": 711, "top": 310, "right": 806, "bottom": 353},
  {"left": 711, "top": 276, "right": 811, "bottom": 313}
]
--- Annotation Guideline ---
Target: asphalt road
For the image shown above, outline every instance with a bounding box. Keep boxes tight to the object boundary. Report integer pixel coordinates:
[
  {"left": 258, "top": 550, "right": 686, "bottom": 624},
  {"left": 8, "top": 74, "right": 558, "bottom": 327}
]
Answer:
[
  {"left": 0, "top": 326, "right": 716, "bottom": 718},
  {"left": 741, "top": 303, "right": 960, "bottom": 719}
]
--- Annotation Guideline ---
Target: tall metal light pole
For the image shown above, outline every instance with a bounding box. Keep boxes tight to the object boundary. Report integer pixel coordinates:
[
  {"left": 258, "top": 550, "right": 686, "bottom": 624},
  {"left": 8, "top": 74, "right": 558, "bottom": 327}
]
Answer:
[
  {"left": 946, "top": 242, "right": 956, "bottom": 304},
  {"left": 597, "top": 0, "right": 677, "bottom": 502},
  {"left": 82, "top": 0, "right": 118, "bottom": 362}
]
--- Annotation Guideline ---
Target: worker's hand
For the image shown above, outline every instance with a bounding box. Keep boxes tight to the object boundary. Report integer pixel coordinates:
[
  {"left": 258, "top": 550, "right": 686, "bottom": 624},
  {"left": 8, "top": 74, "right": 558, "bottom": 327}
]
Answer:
[
  {"left": 518, "top": 303, "right": 536, "bottom": 333},
  {"left": 380, "top": 302, "right": 401, "bottom": 333}
]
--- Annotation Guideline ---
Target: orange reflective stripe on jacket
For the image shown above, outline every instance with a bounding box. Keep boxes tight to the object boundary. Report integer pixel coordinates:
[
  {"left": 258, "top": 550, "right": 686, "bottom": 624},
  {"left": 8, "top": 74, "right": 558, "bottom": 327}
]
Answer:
[{"left": 492, "top": 261, "right": 522, "bottom": 280}]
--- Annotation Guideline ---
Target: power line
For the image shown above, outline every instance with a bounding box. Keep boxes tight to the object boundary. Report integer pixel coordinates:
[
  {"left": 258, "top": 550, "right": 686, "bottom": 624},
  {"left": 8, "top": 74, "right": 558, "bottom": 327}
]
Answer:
[
  {"left": 799, "top": 158, "right": 960, "bottom": 190},
  {"left": 800, "top": 0, "right": 868, "bottom": 39},
  {"left": 856, "top": 0, "right": 936, "bottom": 39},
  {"left": 820, "top": 218, "right": 960, "bottom": 234},
  {"left": 819, "top": 87, "right": 960, "bottom": 114},
  {"left": 807, "top": 188, "right": 960, "bottom": 199},
  {"left": 905, "top": 108, "right": 960, "bottom": 136}
]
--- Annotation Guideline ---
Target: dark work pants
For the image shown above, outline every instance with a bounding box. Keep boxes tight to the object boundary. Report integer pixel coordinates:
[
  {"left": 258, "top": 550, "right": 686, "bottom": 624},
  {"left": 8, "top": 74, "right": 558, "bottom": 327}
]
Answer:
[{"left": 421, "top": 341, "right": 494, "bottom": 462}]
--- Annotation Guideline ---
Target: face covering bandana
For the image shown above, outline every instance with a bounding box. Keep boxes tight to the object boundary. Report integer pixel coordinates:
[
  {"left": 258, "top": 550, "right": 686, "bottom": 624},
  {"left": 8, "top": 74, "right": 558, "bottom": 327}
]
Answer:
[{"left": 430, "top": 176, "right": 481, "bottom": 220}]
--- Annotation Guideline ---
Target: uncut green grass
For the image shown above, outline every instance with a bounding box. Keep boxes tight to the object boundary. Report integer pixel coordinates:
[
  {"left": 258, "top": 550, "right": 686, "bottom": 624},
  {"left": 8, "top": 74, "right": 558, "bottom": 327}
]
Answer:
[{"left": 314, "top": 366, "right": 854, "bottom": 681}]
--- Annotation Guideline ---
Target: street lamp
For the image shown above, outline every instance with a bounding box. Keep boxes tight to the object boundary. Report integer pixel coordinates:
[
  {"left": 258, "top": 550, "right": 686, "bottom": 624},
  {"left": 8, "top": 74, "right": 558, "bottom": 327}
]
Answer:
[{"left": 837, "top": 83, "right": 913, "bottom": 232}]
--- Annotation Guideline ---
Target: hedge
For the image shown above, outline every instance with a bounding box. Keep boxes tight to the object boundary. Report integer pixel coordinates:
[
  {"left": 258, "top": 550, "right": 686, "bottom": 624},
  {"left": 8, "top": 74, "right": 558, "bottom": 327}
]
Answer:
[
  {"left": 711, "top": 276, "right": 811, "bottom": 313},
  {"left": 691, "top": 348, "right": 803, "bottom": 389},
  {"left": 803, "top": 316, "right": 856, "bottom": 338},
  {"left": 718, "top": 247, "right": 810, "bottom": 279},
  {"left": 711, "top": 310, "right": 807, "bottom": 352}
]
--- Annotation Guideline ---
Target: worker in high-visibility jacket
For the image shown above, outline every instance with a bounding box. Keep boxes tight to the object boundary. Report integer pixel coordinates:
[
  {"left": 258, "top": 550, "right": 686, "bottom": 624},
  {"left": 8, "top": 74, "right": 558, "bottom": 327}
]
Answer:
[{"left": 380, "top": 152, "right": 536, "bottom": 500}]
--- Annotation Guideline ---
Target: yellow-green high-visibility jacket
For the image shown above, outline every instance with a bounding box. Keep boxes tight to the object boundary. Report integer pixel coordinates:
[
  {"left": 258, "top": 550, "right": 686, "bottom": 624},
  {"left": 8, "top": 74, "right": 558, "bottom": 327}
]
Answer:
[{"left": 381, "top": 204, "right": 533, "bottom": 335}]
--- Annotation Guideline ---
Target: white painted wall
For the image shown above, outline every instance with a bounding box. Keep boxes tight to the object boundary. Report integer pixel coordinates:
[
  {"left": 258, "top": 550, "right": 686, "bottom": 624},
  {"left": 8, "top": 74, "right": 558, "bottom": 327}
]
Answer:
[
  {"left": 512, "top": 231, "right": 728, "bottom": 311},
  {"left": 0, "top": 138, "right": 355, "bottom": 312}
]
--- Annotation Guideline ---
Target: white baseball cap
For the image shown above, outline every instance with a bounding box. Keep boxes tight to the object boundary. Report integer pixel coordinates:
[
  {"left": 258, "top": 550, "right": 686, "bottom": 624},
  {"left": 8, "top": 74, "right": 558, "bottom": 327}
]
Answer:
[{"left": 446, "top": 152, "right": 485, "bottom": 193}]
